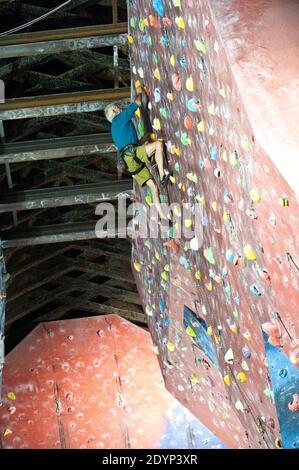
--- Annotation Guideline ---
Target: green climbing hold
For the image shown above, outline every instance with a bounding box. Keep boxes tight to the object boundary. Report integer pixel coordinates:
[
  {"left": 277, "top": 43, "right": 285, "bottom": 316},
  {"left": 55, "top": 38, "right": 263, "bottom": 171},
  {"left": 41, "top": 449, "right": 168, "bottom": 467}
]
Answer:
[
  {"left": 147, "top": 36, "right": 153, "bottom": 47},
  {"left": 159, "top": 107, "right": 168, "bottom": 119},
  {"left": 194, "top": 39, "right": 206, "bottom": 54},
  {"left": 139, "top": 19, "right": 145, "bottom": 32},
  {"left": 153, "top": 52, "right": 159, "bottom": 64},
  {"left": 241, "top": 360, "right": 249, "bottom": 371},
  {"left": 174, "top": 162, "right": 181, "bottom": 172},
  {"left": 168, "top": 226, "right": 175, "bottom": 238},
  {"left": 241, "top": 137, "right": 251, "bottom": 152},
  {"left": 138, "top": 121, "right": 145, "bottom": 137},
  {"left": 250, "top": 189, "right": 261, "bottom": 203},
  {"left": 186, "top": 325, "right": 197, "bottom": 337},
  {"left": 233, "top": 309, "right": 239, "bottom": 319},
  {"left": 229, "top": 151, "right": 239, "bottom": 168},
  {"left": 130, "top": 18, "right": 136, "bottom": 28},
  {"left": 203, "top": 247, "right": 216, "bottom": 265},
  {"left": 181, "top": 132, "right": 190, "bottom": 146}
]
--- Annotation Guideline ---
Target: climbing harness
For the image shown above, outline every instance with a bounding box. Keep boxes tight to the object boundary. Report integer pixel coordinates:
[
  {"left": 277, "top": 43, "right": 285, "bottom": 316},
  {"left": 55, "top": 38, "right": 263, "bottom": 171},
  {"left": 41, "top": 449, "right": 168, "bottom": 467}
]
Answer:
[{"left": 119, "top": 144, "right": 146, "bottom": 176}]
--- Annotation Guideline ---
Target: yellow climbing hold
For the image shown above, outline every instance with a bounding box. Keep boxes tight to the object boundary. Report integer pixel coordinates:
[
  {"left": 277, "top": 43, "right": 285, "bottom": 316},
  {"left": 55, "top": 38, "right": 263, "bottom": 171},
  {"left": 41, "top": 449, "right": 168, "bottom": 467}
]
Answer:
[
  {"left": 154, "top": 68, "right": 161, "bottom": 80},
  {"left": 211, "top": 201, "right": 217, "bottom": 212},
  {"left": 190, "top": 373, "right": 200, "bottom": 386},
  {"left": 197, "top": 120, "right": 205, "bottom": 132},
  {"left": 194, "top": 39, "right": 206, "bottom": 54},
  {"left": 185, "top": 219, "right": 192, "bottom": 228},
  {"left": 133, "top": 262, "right": 141, "bottom": 272},
  {"left": 195, "top": 271, "right": 201, "bottom": 280},
  {"left": 135, "top": 107, "right": 141, "bottom": 118},
  {"left": 243, "top": 244, "right": 257, "bottom": 261},
  {"left": 155, "top": 251, "right": 160, "bottom": 260},
  {"left": 170, "top": 55, "right": 175, "bottom": 66},
  {"left": 186, "top": 76, "right": 194, "bottom": 92},
  {"left": 198, "top": 196, "right": 205, "bottom": 205},
  {"left": 250, "top": 189, "right": 261, "bottom": 203},
  {"left": 237, "top": 372, "right": 247, "bottom": 383},
  {"left": 7, "top": 392, "right": 16, "bottom": 401},
  {"left": 170, "top": 175, "right": 176, "bottom": 184},
  {"left": 208, "top": 103, "right": 215, "bottom": 115},
  {"left": 161, "top": 271, "right": 168, "bottom": 281},
  {"left": 4, "top": 428, "right": 12, "bottom": 437},
  {"left": 127, "top": 35, "right": 134, "bottom": 44},
  {"left": 223, "top": 211, "right": 230, "bottom": 222},
  {"left": 224, "top": 375, "right": 231, "bottom": 386},
  {"left": 153, "top": 118, "right": 161, "bottom": 131},
  {"left": 186, "top": 325, "right": 197, "bottom": 337},
  {"left": 207, "top": 326, "right": 213, "bottom": 336},
  {"left": 167, "top": 92, "right": 174, "bottom": 101},
  {"left": 231, "top": 325, "right": 239, "bottom": 334},
  {"left": 219, "top": 88, "right": 226, "bottom": 98},
  {"left": 205, "top": 282, "right": 213, "bottom": 292},
  {"left": 176, "top": 16, "right": 185, "bottom": 29},
  {"left": 167, "top": 341, "right": 175, "bottom": 352},
  {"left": 214, "top": 333, "right": 221, "bottom": 345},
  {"left": 135, "top": 80, "right": 141, "bottom": 88},
  {"left": 173, "top": 206, "right": 181, "bottom": 217},
  {"left": 181, "top": 184, "right": 186, "bottom": 192}
]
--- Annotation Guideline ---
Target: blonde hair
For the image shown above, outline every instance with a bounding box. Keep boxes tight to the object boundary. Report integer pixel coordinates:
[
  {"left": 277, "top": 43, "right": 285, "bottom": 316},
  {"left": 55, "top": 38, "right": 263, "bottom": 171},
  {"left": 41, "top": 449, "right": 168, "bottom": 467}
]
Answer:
[{"left": 104, "top": 103, "right": 117, "bottom": 123}]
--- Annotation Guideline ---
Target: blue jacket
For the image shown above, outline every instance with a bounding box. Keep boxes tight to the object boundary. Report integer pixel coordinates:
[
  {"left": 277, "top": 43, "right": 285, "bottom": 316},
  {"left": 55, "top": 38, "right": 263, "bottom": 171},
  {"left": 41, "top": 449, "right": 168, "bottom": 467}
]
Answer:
[{"left": 111, "top": 103, "right": 139, "bottom": 150}]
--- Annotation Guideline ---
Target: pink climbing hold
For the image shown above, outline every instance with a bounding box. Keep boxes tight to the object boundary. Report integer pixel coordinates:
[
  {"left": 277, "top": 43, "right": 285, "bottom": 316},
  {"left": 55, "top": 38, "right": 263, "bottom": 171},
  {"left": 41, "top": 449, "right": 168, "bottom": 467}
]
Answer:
[{"left": 288, "top": 394, "right": 299, "bottom": 412}]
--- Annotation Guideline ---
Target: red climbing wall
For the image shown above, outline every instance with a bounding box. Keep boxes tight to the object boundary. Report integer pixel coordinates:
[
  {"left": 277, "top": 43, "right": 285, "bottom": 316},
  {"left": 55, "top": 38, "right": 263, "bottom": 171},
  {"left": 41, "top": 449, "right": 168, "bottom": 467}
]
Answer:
[
  {"left": 0, "top": 315, "right": 226, "bottom": 449},
  {"left": 129, "top": 0, "right": 299, "bottom": 449}
]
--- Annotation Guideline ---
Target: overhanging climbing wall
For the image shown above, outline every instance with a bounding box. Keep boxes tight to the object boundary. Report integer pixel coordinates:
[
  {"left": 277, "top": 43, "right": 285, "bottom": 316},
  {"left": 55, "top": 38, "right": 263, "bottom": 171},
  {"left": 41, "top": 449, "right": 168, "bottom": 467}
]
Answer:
[
  {"left": 0, "top": 315, "right": 226, "bottom": 449},
  {"left": 129, "top": 0, "right": 299, "bottom": 449}
]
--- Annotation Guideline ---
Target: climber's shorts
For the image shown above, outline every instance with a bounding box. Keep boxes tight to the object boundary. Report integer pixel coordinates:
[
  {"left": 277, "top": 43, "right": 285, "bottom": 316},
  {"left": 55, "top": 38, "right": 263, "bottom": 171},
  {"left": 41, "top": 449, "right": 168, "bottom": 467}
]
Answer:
[{"left": 123, "top": 145, "right": 152, "bottom": 187}]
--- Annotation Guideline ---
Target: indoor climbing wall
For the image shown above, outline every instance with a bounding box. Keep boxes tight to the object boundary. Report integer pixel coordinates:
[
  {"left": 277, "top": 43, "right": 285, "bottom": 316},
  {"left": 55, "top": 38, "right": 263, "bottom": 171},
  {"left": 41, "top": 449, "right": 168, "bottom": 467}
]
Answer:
[
  {"left": 0, "top": 314, "right": 226, "bottom": 449},
  {"left": 129, "top": 0, "right": 299, "bottom": 449}
]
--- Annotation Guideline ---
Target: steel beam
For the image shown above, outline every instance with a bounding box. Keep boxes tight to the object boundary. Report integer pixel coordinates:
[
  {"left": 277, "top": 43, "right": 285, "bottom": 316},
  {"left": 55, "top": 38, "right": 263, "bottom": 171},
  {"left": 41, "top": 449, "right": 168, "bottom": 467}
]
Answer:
[
  {"left": 0, "top": 133, "right": 116, "bottom": 163},
  {"left": 0, "top": 180, "right": 132, "bottom": 212},
  {"left": 1, "top": 222, "right": 116, "bottom": 247},
  {"left": 0, "top": 87, "right": 130, "bottom": 120},
  {"left": 0, "top": 23, "right": 128, "bottom": 59}
]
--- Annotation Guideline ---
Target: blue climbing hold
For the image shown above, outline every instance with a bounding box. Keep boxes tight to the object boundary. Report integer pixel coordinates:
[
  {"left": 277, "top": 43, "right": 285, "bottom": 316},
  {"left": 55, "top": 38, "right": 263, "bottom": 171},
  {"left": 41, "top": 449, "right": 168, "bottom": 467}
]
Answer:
[
  {"left": 226, "top": 249, "right": 234, "bottom": 263},
  {"left": 187, "top": 98, "right": 200, "bottom": 113},
  {"left": 242, "top": 346, "right": 251, "bottom": 359},
  {"left": 250, "top": 283, "right": 262, "bottom": 297},
  {"left": 211, "top": 145, "right": 218, "bottom": 160},
  {"left": 202, "top": 215, "right": 209, "bottom": 226},
  {"left": 279, "top": 368, "right": 288, "bottom": 378},
  {"left": 159, "top": 297, "right": 165, "bottom": 314},
  {"left": 153, "top": 0, "right": 164, "bottom": 17}
]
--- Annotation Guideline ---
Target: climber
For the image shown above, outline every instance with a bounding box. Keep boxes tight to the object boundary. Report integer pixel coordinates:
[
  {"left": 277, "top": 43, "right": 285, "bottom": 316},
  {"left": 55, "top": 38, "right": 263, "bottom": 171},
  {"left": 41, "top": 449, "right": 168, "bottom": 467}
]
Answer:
[{"left": 104, "top": 86, "right": 171, "bottom": 221}]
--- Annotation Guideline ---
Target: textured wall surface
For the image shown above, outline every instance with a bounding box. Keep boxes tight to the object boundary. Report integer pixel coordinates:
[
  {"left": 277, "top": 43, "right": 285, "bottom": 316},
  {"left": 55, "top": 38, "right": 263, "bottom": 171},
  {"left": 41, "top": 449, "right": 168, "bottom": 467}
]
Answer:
[
  {"left": 129, "top": 0, "right": 299, "bottom": 449},
  {"left": 0, "top": 314, "right": 225, "bottom": 449}
]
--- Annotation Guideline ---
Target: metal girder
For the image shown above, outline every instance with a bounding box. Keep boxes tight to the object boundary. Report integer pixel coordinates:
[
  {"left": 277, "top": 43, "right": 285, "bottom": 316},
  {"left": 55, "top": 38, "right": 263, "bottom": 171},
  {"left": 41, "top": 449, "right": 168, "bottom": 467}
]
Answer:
[
  {"left": 0, "top": 55, "right": 53, "bottom": 80},
  {"left": 24, "top": 71, "right": 93, "bottom": 94},
  {"left": 60, "top": 50, "right": 130, "bottom": 74},
  {"left": 1, "top": 221, "right": 122, "bottom": 248},
  {"left": 0, "top": 23, "right": 128, "bottom": 59},
  {"left": 0, "top": 87, "right": 130, "bottom": 120},
  {"left": 0, "top": 180, "right": 132, "bottom": 212},
  {"left": 0, "top": 133, "right": 115, "bottom": 164}
]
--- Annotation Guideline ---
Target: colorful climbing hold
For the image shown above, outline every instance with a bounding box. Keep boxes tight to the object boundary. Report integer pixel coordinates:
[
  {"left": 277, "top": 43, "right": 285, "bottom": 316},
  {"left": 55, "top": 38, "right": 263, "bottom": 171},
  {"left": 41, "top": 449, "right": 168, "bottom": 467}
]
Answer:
[{"left": 243, "top": 244, "right": 257, "bottom": 261}]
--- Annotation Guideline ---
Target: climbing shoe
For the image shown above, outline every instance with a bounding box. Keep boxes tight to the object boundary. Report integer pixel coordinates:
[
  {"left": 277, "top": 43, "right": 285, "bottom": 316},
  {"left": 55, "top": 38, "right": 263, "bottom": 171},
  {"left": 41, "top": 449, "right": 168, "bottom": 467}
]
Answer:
[{"left": 161, "top": 171, "right": 172, "bottom": 188}]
